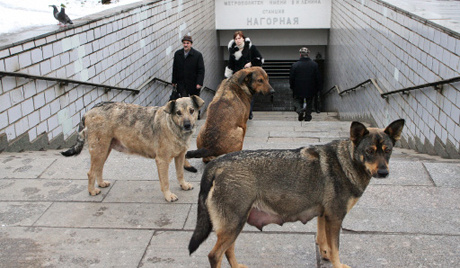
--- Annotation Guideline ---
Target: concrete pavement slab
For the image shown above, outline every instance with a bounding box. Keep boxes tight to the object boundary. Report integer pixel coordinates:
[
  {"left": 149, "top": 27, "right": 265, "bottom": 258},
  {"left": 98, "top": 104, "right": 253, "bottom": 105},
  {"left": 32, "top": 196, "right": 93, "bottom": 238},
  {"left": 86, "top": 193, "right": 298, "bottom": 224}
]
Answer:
[
  {"left": 0, "top": 227, "right": 153, "bottom": 267},
  {"left": 41, "top": 149, "right": 206, "bottom": 182},
  {"left": 0, "top": 178, "right": 102, "bottom": 202},
  {"left": 358, "top": 185, "right": 460, "bottom": 210},
  {"left": 104, "top": 180, "right": 201, "bottom": 203},
  {"left": 0, "top": 202, "right": 51, "bottom": 226},
  {"left": 141, "top": 231, "right": 317, "bottom": 267},
  {"left": 344, "top": 207, "right": 460, "bottom": 235},
  {"left": 343, "top": 185, "right": 460, "bottom": 235},
  {"left": 243, "top": 137, "right": 321, "bottom": 150},
  {"left": 269, "top": 130, "right": 340, "bottom": 139},
  {"left": 320, "top": 234, "right": 460, "bottom": 268},
  {"left": 0, "top": 152, "right": 57, "bottom": 179},
  {"left": 35, "top": 202, "right": 192, "bottom": 229},
  {"left": 423, "top": 162, "right": 460, "bottom": 187}
]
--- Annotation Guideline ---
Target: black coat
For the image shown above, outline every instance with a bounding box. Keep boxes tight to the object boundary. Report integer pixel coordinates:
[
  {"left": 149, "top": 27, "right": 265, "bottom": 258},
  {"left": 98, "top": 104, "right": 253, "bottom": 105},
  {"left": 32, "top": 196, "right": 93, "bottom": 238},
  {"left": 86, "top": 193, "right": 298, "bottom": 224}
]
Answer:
[
  {"left": 225, "top": 38, "right": 263, "bottom": 78},
  {"left": 172, "top": 47, "right": 205, "bottom": 96},
  {"left": 289, "top": 57, "right": 321, "bottom": 98}
]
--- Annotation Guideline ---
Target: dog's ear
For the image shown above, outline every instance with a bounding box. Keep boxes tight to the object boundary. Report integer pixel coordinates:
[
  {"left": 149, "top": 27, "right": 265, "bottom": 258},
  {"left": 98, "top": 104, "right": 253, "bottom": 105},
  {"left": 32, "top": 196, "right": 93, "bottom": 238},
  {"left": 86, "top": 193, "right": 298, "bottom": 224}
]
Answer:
[
  {"left": 238, "top": 69, "right": 252, "bottom": 85},
  {"left": 384, "top": 119, "right": 405, "bottom": 145},
  {"left": 190, "top": 95, "right": 205, "bottom": 109},
  {"left": 350, "top": 121, "right": 369, "bottom": 146},
  {"left": 164, "top": 100, "right": 176, "bottom": 114}
]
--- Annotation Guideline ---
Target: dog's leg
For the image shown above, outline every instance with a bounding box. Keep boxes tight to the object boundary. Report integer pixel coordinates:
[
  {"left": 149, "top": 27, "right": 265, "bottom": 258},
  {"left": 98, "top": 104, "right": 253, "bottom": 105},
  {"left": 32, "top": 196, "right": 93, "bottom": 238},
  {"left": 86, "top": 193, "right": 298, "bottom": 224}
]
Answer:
[
  {"left": 225, "top": 242, "right": 248, "bottom": 268},
  {"left": 174, "top": 152, "right": 194, "bottom": 191},
  {"left": 87, "top": 142, "right": 112, "bottom": 196},
  {"left": 325, "top": 216, "right": 350, "bottom": 268},
  {"left": 316, "top": 215, "right": 331, "bottom": 260},
  {"left": 209, "top": 230, "right": 241, "bottom": 268},
  {"left": 155, "top": 157, "right": 178, "bottom": 202}
]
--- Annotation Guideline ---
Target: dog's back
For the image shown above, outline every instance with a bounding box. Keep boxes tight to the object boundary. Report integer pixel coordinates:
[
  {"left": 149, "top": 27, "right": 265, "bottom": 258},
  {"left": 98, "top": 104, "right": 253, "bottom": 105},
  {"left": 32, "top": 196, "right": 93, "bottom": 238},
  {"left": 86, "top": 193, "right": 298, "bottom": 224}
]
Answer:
[{"left": 187, "top": 67, "right": 274, "bottom": 162}]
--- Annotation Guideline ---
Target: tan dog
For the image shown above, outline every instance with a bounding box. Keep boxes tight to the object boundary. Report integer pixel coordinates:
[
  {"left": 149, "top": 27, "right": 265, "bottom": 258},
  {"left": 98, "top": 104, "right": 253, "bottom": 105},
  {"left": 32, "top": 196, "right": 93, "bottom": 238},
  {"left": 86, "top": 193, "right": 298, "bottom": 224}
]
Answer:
[
  {"left": 186, "top": 67, "right": 274, "bottom": 162},
  {"left": 61, "top": 96, "right": 204, "bottom": 202}
]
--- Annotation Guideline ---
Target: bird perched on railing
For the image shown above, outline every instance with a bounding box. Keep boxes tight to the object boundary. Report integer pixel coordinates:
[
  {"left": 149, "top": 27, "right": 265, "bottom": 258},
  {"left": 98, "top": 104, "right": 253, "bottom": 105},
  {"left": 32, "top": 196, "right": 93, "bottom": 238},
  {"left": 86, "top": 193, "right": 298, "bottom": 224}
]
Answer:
[{"left": 49, "top": 4, "right": 73, "bottom": 27}]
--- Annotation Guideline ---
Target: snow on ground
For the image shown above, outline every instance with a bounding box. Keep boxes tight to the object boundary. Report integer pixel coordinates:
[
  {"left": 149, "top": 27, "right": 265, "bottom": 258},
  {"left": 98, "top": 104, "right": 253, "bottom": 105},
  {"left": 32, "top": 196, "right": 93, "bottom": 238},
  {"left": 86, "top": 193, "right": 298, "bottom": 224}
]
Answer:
[{"left": 0, "top": 0, "right": 142, "bottom": 34}]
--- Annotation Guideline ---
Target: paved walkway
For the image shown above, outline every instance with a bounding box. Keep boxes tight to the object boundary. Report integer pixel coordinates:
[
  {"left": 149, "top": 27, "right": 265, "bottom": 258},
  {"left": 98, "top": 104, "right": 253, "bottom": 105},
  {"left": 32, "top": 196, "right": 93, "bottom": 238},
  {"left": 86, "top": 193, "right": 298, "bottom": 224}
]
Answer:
[{"left": 0, "top": 112, "right": 459, "bottom": 268}]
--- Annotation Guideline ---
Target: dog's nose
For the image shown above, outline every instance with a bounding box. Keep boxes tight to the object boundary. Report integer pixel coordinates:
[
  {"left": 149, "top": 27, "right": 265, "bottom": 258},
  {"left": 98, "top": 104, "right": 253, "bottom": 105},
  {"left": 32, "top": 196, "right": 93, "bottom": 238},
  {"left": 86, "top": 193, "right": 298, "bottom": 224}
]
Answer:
[
  {"left": 269, "top": 87, "right": 275, "bottom": 94},
  {"left": 184, "top": 121, "right": 192, "bottom": 131},
  {"left": 377, "top": 169, "right": 389, "bottom": 178}
]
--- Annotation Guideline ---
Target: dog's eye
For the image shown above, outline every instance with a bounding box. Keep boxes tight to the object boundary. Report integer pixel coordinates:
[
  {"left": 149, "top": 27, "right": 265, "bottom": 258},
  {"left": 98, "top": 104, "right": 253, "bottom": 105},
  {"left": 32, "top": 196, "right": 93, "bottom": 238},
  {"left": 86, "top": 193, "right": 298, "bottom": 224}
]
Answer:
[
  {"left": 258, "top": 79, "right": 263, "bottom": 83},
  {"left": 365, "top": 148, "right": 375, "bottom": 155},
  {"left": 384, "top": 148, "right": 392, "bottom": 154},
  {"left": 189, "top": 108, "right": 195, "bottom": 114},
  {"left": 176, "top": 111, "right": 182, "bottom": 116}
]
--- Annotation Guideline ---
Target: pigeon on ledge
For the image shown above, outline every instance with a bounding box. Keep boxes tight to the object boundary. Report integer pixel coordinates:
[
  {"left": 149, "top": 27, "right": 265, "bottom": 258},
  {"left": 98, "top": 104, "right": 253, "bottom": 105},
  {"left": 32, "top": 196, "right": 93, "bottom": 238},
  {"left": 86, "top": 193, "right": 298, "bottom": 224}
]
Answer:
[{"left": 50, "top": 5, "right": 73, "bottom": 27}]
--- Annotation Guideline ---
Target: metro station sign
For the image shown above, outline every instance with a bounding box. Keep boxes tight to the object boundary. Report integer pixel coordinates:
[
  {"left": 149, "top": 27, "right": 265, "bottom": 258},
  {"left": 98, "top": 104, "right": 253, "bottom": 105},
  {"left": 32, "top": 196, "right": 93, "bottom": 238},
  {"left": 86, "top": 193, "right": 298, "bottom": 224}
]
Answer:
[{"left": 215, "top": 0, "right": 331, "bottom": 29}]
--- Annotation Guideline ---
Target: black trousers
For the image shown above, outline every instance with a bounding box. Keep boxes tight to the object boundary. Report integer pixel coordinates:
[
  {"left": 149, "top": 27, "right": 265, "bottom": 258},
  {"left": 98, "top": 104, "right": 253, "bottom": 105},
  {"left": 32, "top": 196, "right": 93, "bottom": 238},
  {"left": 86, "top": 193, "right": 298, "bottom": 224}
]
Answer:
[{"left": 293, "top": 96, "right": 314, "bottom": 118}]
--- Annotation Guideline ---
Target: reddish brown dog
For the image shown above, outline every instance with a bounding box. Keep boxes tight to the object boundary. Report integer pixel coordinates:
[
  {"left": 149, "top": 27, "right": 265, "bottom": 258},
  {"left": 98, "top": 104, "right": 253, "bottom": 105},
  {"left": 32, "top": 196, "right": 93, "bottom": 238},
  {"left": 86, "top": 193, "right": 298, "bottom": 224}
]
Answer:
[{"left": 186, "top": 67, "right": 274, "bottom": 163}]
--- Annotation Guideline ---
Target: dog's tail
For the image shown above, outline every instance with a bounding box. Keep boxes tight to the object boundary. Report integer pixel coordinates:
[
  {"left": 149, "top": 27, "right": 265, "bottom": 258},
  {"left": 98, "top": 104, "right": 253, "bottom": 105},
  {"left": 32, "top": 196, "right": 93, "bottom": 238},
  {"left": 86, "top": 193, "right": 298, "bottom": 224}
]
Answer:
[
  {"left": 188, "top": 167, "right": 216, "bottom": 255},
  {"left": 185, "top": 148, "right": 214, "bottom": 159},
  {"left": 60, "top": 117, "right": 86, "bottom": 157}
]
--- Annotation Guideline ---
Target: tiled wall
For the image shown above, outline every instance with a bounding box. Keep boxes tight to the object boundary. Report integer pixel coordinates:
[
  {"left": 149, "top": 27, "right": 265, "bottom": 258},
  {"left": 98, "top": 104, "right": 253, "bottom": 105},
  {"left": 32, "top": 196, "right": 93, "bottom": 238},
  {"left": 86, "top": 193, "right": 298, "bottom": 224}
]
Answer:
[
  {"left": 0, "top": 0, "right": 221, "bottom": 151},
  {"left": 324, "top": 0, "right": 460, "bottom": 158}
]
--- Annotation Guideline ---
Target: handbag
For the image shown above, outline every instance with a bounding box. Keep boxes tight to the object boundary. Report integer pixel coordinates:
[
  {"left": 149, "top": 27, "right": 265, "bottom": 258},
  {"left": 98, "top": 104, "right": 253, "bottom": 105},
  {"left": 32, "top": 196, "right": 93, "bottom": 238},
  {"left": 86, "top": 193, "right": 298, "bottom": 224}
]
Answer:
[{"left": 169, "top": 85, "right": 181, "bottom": 101}]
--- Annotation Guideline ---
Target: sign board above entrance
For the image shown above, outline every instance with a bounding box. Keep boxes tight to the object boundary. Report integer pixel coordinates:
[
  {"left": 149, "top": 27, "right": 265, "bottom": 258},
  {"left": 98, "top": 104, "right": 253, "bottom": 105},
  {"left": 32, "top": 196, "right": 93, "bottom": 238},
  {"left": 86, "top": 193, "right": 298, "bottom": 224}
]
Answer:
[{"left": 215, "top": 0, "right": 331, "bottom": 29}]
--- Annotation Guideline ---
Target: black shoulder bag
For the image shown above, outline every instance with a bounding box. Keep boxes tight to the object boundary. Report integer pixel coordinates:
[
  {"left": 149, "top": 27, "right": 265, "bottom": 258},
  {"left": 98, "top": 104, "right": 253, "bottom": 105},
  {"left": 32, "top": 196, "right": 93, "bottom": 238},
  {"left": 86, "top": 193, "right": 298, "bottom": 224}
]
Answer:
[{"left": 169, "top": 85, "right": 181, "bottom": 101}]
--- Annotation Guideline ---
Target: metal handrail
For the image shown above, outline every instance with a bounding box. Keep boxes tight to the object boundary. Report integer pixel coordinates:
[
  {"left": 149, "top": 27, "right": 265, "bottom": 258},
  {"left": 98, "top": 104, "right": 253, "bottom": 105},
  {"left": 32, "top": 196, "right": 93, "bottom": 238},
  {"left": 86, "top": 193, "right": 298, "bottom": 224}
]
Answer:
[
  {"left": 0, "top": 71, "right": 140, "bottom": 93},
  {"left": 152, "top": 77, "right": 173, "bottom": 87},
  {"left": 323, "top": 85, "right": 340, "bottom": 96},
  {"left": 339, "top": 78, "right": 384, "bottom": 96},
  {"left": 328, "top": 76, "right": 460, "bottom": 99},
  {"left": 0, "top": 71, "right": 197, "bottom": 95},
  {"left": 381, "top": 76, "right": 460, "bottom": 98}
]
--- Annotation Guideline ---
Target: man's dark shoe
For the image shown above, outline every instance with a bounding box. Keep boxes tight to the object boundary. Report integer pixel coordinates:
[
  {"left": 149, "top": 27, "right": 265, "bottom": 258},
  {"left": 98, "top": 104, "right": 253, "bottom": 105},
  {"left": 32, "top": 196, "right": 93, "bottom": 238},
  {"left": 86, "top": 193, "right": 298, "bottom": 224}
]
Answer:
[
  {"left": 304, "top": 115, "right": 312, "bottom": 121},
  {"left": 297, "top": 112, "right": 304, "bottom": 121},
  {"left": 249, "top": 113, "right": 253, "bottom": 120}
]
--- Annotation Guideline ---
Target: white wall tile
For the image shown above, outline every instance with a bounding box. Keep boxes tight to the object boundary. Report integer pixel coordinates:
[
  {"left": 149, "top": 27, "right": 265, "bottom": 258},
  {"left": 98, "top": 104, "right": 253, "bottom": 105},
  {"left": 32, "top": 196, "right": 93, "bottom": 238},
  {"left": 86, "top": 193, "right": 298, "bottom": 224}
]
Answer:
[
  {"left": 31, "top": 48, "right": 43, "bottom": 64},
  {"left": 7, "top": 104, "right": 22, "bottom": 123},
  {"left": 0, "top": 111, "right": 7, "bottom": 129}
]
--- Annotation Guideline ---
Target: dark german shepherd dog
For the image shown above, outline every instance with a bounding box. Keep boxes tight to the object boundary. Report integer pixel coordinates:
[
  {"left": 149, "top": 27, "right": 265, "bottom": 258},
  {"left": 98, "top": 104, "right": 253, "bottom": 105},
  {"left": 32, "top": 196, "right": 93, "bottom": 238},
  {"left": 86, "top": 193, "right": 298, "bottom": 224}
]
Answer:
[{"left": 189, "top": 119, "right": 405, "bottom": 268}]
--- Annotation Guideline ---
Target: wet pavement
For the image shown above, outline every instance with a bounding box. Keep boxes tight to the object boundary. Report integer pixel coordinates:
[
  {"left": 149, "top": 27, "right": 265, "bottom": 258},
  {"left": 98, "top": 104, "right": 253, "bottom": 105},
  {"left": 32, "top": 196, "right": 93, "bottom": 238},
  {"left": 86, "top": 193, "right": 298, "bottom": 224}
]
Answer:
[{"left": 0, "top": 111, "right": 459, "bottom": 268}]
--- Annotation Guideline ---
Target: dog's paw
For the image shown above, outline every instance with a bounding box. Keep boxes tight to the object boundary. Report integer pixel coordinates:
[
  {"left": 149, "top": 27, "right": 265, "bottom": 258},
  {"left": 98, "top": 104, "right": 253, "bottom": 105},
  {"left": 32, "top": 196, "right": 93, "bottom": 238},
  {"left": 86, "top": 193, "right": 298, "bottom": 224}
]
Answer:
[
  {"left": 164, "top": 192, "right": 179, "bottom": 202},
  {"left": 180, "top": 182, "right": 194, "bottom": 191},
  {"left": 89, "top": 188, "right": 101, "bottom": 196},
  {"left": 184, "top": 165, "right": 197, "bottom": 173},
  {"left": 99, "top": 181, "right": 110, "bottom": 188}
]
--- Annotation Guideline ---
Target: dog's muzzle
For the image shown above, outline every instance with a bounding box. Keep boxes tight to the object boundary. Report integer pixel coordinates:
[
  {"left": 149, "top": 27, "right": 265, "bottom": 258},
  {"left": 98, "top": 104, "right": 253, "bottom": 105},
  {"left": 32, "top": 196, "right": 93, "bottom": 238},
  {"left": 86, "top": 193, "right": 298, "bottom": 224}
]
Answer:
[{"left": 183, "top": 121, "right": 193, "bottom": 132}]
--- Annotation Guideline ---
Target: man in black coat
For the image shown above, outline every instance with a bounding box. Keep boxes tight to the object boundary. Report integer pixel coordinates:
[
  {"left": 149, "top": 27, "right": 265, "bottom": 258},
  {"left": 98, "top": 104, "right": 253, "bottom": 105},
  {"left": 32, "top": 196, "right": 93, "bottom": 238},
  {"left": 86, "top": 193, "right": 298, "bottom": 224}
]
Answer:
[
  {"left": 289, "top": 47, "right": 321, "bottom": 121},
  {"left": 172, "top": 35, "right": 205, "bottom": 97}
]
